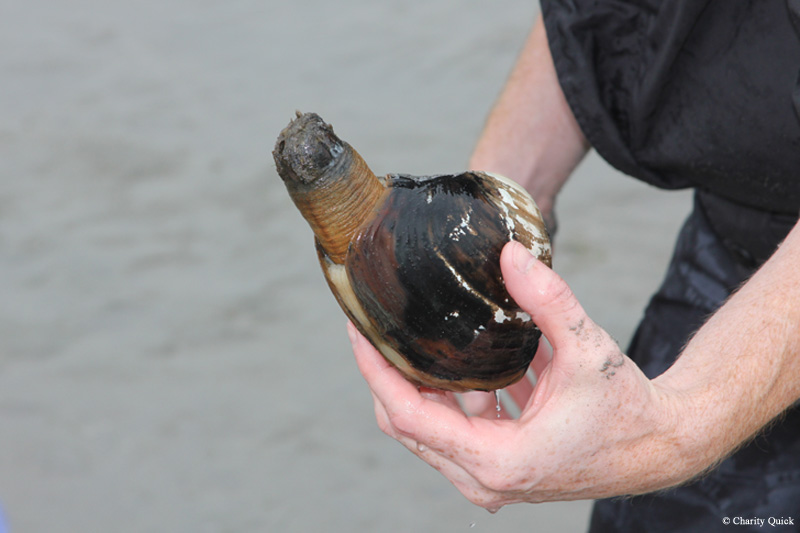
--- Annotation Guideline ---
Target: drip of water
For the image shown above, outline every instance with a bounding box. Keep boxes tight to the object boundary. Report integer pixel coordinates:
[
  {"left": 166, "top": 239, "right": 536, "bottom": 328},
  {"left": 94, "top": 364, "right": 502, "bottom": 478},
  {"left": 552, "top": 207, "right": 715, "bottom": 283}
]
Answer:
[
  {"left": 494, "top": 390, "right": 501, "bottom": 418},
  {"left": 417, "top": 442, "right": 427, "bottom": 453}
]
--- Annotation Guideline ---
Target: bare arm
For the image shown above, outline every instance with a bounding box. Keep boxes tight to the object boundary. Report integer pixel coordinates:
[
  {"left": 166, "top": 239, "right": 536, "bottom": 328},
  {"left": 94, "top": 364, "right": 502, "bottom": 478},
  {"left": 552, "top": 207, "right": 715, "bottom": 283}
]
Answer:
[
  {"left": 652, "top": 219, "right": 800, "bottom": 479},
  {"left": 469, "top": 16, "right": 589, "bottom": 228}
]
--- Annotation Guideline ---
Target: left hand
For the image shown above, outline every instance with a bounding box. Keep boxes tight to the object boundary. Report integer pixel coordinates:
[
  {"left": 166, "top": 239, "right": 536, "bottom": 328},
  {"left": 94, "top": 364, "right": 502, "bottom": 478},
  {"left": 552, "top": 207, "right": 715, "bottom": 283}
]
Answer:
[{"left": 349, "top": 241, "right": 684, "bottom": 510}]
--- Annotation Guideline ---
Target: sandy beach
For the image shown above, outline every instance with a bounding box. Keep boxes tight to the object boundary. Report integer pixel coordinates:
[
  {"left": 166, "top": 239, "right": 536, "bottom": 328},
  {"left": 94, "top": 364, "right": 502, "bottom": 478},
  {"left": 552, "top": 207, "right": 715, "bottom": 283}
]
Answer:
[{"left": 0, "top": 1, "right": 692, "bottom": 531}]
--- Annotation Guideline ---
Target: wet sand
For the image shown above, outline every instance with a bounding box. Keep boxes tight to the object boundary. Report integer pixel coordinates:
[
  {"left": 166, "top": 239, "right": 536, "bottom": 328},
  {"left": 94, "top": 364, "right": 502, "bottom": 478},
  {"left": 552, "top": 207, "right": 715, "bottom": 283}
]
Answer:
[{"left": 0, "top": 1, "right": 691, "bottom": 531}]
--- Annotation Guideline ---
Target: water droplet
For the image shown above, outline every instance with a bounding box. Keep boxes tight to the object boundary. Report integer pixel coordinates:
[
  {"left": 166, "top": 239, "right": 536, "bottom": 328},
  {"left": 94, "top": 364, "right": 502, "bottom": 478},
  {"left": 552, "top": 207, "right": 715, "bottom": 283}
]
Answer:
[
  {"left": 469, "top": 522, "right": 476, "bottom": 528},
  {"left": 494, "top": 390, "right": 501, "bottom": 418},
  {"left": 417, "top": 442, "right": 427, "bottom": 453},
  {"left": 486, "top": 506, "right": 502, "bottom": 514}
]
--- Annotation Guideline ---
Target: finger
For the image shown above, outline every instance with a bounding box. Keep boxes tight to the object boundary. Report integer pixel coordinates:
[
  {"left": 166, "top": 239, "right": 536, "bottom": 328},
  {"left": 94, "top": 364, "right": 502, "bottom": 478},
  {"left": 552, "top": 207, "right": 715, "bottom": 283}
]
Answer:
[
  {"left": 505, "top": 372, "right": 535, "bottom": 411},
  {"left": 459, "top": 390, "right": 494, "bottom": 415},
  {"left": 353, "top": 335, "right": 509, "bottom": 508},
  {"left": 348, "top": 321, "right": 418, "bottom": 399},
  {"left": 348, "top": 321, "right": 420, "bottom": 434},
  {"left": 347, "top": 322, "right": 475, "bottom": 443},
  {"left": 415, "top": 446, "right": 505, "bottom": 510},
  {"left": 348, "top": 322, "right": 517, "bottom": 490},
  {"left": 530, "top": 338, "right": 553, "bottom": 378},
  {"left": 500, "top": 241, "right": 592, "bottom": 350},
  {"left": 419, "top": 387, "right": 462, "bottom": 412},
  {"left": 458, "top": 390, "right": 513, "bottom": 419},
  {"left": 371, "top": 385, "right": 505, "bottom": 509},
  {"left": 370, "top": 389, "right": 397, "bottom": 438},
  {"left": 460, "top": 382, "right": 533, "bottom": 419},
  {"left": 459, "top": 391, "right": 497, "bottom": 418}
]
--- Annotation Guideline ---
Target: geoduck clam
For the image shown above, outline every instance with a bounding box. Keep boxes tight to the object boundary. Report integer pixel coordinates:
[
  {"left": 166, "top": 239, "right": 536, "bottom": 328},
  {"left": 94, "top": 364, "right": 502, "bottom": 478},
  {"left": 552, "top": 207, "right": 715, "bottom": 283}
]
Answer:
[{"left": 273, "top": 112, "right": 551, "bottom": 392}]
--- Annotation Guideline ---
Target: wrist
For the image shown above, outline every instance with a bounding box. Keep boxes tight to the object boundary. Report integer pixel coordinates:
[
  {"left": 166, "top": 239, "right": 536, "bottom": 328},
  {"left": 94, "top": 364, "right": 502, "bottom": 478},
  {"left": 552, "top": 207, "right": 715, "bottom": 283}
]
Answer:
[
  {"left": 637, "top": 378, "right": 731, "bottom": 493},
  {"left": 597, "top": 379, "right": 710, "bottom": 497}
]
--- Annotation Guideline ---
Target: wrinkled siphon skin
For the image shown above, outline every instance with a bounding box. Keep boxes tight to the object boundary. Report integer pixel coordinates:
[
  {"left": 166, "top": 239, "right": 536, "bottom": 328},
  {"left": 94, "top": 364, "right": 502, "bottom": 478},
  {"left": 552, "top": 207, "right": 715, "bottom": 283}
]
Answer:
[{"left": 274, "top": 112, "right": 551, "bottom": 392}]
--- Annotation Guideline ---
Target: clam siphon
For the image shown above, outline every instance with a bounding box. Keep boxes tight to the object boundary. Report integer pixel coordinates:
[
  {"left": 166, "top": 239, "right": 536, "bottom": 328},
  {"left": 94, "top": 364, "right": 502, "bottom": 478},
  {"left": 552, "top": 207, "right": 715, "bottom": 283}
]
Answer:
[{"left": 273, "top": 112, "right": 551, "bottom": 392}]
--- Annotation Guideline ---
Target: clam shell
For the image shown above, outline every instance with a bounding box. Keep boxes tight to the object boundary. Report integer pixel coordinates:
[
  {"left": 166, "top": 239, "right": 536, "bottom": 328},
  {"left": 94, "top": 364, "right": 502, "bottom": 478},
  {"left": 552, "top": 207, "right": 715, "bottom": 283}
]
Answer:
[{"left": 319, "top": 171, "right": 550, "bottom": 392}]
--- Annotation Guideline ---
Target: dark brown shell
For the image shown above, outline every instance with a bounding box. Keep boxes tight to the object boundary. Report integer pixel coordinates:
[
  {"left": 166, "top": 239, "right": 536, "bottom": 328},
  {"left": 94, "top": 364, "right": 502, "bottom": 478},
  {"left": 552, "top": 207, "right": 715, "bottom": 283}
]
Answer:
[
  {"left": 274, "top": 113, "right": 551, "bottom": 392},
  {"left": 320, "top": 172, "right": 550, "bottom": 391}
]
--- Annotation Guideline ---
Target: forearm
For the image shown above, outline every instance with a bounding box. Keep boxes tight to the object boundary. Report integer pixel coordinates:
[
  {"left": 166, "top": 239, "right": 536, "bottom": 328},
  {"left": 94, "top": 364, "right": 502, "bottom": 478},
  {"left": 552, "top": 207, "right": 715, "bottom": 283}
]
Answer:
[
  {"left": 469, "top": 15, "right": 589, "bottom": 219},
  {"left": 653, "top": 219, "right": 800, "bottom": 480}
]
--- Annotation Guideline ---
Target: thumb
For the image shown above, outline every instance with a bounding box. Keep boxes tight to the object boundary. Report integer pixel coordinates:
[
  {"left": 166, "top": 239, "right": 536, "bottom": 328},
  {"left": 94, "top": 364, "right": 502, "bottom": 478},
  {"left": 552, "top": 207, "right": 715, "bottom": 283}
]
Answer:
[{"left": 500, "top": 240, "right": 592, "bottom": 351}]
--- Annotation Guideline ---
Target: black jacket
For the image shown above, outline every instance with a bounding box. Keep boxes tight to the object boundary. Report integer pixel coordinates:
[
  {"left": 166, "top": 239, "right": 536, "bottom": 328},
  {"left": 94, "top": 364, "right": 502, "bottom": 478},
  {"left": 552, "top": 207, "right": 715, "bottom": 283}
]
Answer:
[{"left": 542, "top": 0, "right": 800, "bottom": 214}]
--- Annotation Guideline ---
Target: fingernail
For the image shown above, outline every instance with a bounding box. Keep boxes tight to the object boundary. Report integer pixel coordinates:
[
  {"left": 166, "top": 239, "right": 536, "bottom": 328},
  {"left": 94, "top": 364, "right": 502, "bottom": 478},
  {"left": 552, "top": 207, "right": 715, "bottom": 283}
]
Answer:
[
  {"left": 511, "top": 241, "right": 537, "bottom": 274},
  {"left": 346, "top": 321, "right": 359, "bottom": 345}
]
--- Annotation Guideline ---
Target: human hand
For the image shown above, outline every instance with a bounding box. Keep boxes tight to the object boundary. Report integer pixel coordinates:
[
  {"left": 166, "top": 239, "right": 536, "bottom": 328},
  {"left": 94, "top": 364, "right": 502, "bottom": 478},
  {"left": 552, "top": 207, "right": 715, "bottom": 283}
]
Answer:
[{"left": 349, "top": 241, "right": 685, "bottom": 510}]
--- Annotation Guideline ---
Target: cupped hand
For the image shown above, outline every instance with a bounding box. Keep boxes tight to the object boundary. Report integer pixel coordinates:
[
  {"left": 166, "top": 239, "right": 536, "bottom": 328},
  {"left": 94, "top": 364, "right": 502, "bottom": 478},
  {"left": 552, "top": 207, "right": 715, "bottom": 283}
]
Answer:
[{"left": 349, "top": 241, "right": 685, "bottom": 510}]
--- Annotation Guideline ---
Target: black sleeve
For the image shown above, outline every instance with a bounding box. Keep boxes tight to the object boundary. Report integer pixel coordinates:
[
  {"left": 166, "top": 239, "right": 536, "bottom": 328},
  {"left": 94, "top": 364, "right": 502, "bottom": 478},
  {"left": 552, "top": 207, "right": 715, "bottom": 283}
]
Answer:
[{"left": 540, "top": 0, "right": 800, "bottom": 214}]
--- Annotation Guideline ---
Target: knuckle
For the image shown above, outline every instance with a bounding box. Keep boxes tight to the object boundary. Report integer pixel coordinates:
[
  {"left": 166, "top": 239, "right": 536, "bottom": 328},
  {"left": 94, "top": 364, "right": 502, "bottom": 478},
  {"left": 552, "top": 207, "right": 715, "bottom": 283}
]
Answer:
[
  {"left": 469, "top": 440, "right": 533, "bottom": 494},
  {"left": 387, "top": 409, "right": 418, "bottom": 439},
  {"left": 452, "top": 481, "right": 498, "bottom": 509},
  {"left": 471, "top": 458, "right": 520, "bottom": 493},
  {"left": 475, "top": 470, "right": 517, "bottom": 493},
  {"left": 375, "top": 416, "right": 394, "bottom": 437}
]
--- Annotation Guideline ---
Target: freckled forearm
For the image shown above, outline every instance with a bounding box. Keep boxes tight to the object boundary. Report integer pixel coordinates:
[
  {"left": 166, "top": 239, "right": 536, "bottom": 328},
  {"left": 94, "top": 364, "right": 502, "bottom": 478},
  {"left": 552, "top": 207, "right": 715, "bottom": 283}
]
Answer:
[{"left": 652, "top": 221, "right": 800, "bottom": 479}]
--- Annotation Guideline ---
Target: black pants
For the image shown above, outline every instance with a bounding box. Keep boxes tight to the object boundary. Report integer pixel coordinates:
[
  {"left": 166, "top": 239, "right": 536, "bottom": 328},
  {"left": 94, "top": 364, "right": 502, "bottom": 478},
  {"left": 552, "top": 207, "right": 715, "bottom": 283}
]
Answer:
[{"left": 589, "top": 191, "right": 800, "bottom": 533}]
